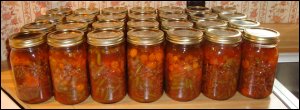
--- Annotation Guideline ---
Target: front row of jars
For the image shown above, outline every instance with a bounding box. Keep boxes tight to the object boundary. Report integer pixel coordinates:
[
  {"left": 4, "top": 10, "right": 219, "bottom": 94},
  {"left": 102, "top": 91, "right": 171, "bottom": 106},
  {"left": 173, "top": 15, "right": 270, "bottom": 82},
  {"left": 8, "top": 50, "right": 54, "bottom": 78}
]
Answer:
[{"left": 9, "top": 27, "right": 280, "bottom": 104}]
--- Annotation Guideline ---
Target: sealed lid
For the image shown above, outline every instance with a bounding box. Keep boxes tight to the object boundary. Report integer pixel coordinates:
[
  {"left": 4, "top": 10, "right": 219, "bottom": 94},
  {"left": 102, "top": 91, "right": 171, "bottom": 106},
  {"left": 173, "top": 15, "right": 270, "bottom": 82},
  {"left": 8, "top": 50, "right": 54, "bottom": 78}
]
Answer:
[
  {"left": 190, "top": 13, "right": 218, "bottom": 22},
  {"left": 21, "top": 22, "right": 55, "bottom": 33},
  {"left": 56, "top": 22, "right": 88, "bottom": 31},
  {"left": 127, "top": 29, "right": 164, "bottom": 45},
  {"left": 9, "top": 31, "right": 46, "bottom": 48},
  {"left": 212, "top": 6, "right": 236, "bottom": 14},
  {"left": 205, "top": 28, "right": 242, "bottom": 44},
  {"left": 243, "top": 27, "right": 280, "bottom": 45},
  {"left": 128, "top": 13, "right": 157, "bottom": 21},
  {"left": 66, "top": 14, "right": 95, "bottom": 23},
  {"left": 47, "top": 30, "right": 84, "bottom": 47},
  {"left": 35, "top": 14, "right": 64, "bottom": 24},
  {"left": 229, "top": 19, "right": 260, "bottom": 30},
  {"left": 75, "top": 8, "right": 100, "bottom": 15},
  {"left": 46, "top": 8, "right": 73, "bottom": 16},
  {"left": 159, "top": 13, "right": 187, "bottom": 21},
  {"left": 195, "top": 19, "right": 227, "bottom": 29},
  {"left": 167, "top": 28, "right": 203, "bottom": 45},
  {"left": 130, "top": 7, "right": 156, "bottom": 14},
  {"left": 102, "top": 7, "right": 127, "bottom": 15},
  {"left": 127, "top": 21, "right": 159, "bottom": 30},
  {"left": 92, "top": 21, "right": 124, "bottom": 31},
  {"left": 158, "top": 6, "right": 184, "bottom": 14},
  {"left": 186, "top": 6, "right": 211, "bottom": 15},
  {"left": 162, "top": 20, "right": 193, "bottom": 30},
  {"left": 219, "top": 13, "right": 247, "bottom": 21},
  {"left": 97, "top": 14, "right": 126, "bottom": 22},
  {"left": 87, "top": 30, "right": 124, "bottom": 46}
]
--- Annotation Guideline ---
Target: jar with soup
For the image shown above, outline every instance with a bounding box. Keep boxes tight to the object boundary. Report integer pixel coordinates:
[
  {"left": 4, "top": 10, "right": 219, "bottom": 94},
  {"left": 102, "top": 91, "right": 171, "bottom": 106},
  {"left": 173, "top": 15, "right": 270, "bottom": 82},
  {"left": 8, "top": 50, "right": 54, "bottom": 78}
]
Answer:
[
  {"left": 35, "top": 14, "right": 65, "bottom": 25},
  {"left": 9, "top": 31, "right": 52, "bottom": 103},
  {"left": 195, "top": 19, "right": 227, "bottom": 31},
  {"left": 228, "top": 19, "right": 260, "bottom": 32},
  {"left": 47, "top": 30, "right": 89, "bottom": 105},
  {"left": 127, "top": 20, "right": 159, "bottom": 31},
  {"left": 165, "top": 28, "right": 203, "bottom": 101},
  {"left": 46, "top": 8, "right": 73, "bottom": 16},
  {"left": 130, "top": 7, "right": 156, "bottom": 14},
  {"left": 202, "top": 28, "right": 242, "bottom": 100},
  {"left": 87, "top": 30, "right": 126, "bottom": 103},
  {"left": 158, "top": 6, "right": 184, "bottom": 14},
  {"left": 127, "top": 29, "right": 164, "bottom": 103},
  {"left": 239, "top": 27, "right": 280, "bottom": 99}
]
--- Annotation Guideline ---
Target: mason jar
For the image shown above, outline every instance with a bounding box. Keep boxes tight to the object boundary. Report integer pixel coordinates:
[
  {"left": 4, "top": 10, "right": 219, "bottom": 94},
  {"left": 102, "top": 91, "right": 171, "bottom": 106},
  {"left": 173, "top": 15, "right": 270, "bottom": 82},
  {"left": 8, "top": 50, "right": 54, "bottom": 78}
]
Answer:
[
  {"left": 87, "top": 30, "right": 126, "bottom": 103},
  {"left": 56, "top": 21, "right": 88, "bottom": 34},
  {"left": 202, "top": 28, "right": 242, "bottom": 100},
  {"left": 127, "top": 20, "right": 159, "bottom": 31},
  {"left": 47, "top": 30, "right": 89, "bottom": 105},
  {"left": 9, "top": 31, "right": 52, "bottom": 104},
  {"left": 46, "top": 8, "right": 73, "bottom": 16},
  {"left": 127, "top": 29, "right": 164, "bottom": 103},
  {"left": 35, "top": 14, "right": 65, "bottom": 25},
  {"left": 159, "top": 13, "right": 188, "bottom": 22},
  {"left": 239, "top": 27, "right": 280, "bottom": 99},
  {"left": 21, "top": 22, "right": 55, "bottom": 33},
  {"left": 195, "top": 19, "right": 227, "bottom": 31},
  {"left": 165, "top": 28, "right": 203, "bottom": 101},
  {"left": 130, "top": 6, "right": 156, "bottom": 14},
  {"left": 228, "top": 19, "right": 260, "bottom": 32},
  {"left": 74, "top": 8, "right": 100, "bottom": 15},
  {"left": 92, "top": 21, "right": 124, "bottom": 32}
]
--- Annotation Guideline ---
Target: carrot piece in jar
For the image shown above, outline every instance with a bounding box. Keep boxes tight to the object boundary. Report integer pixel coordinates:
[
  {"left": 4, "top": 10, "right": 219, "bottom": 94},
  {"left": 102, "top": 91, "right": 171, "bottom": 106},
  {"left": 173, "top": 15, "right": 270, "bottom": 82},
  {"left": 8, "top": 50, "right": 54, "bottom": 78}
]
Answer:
[{"left": 130, "top": 48, "right": 137, "bottom": 58}]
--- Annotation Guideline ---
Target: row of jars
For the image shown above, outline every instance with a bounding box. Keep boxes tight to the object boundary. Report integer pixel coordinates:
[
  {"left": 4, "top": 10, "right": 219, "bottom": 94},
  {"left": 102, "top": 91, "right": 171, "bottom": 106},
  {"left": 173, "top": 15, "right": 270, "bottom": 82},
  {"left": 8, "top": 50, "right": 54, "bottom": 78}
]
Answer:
[{"left": 9, "top": 26, "right": 280, "bottom": 104}]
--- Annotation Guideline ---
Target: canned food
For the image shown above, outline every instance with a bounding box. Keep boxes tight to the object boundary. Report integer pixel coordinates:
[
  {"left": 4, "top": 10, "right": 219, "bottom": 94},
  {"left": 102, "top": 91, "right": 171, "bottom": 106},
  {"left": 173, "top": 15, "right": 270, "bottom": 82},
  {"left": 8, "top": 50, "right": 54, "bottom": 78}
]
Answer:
[
  {"left": 21, "top": 22, "right": 55, "bottom": 33},
  {"left": 159, "top": 13, "right": 187, "bottom": 21},
  {"left": 9, "top": 31, "right": 52, "bottom": 104},
  {"left": 219, "top": 12, "right": 247, "bottom": 21},
  {"left": 87, "top": 30, "right": 126, "bottom": 103},
  {"left": 165, "top": 28, "right": 203, "bottom": 101},
  {"left": 228, "top": 19, "right": 260, "bottom": 31},
  {"left": 161, "top": 20, "right": 193, "bottom": 31},
  {"left": 56, "top": 21, "right": 88, "bottom": 32},
  {"left": 92, "top": 21, "right": 124, "bottom": 31},
  {"left": 127, "top": 29, "right": 164, "bottom": 103},
  {"left": 190, "top": 13, "right": 218, "bottom": 22},
  {"left": 102, "top": 7, "right": 128, "bottom": 15},
  {"left": 202, "top": 28, "right": 242, "bottom": 100},
  {"left": 239, "top": 27, "right": 280, "bottom": 99},
  {"left": 97, "top": 14, "right": 126, "bottom": 22},
  {"left": 75, "top": 8, "right": 100, "bottom": 15},
  {"left": 47, "top": 30, "right": 89, "bottom": 105}
]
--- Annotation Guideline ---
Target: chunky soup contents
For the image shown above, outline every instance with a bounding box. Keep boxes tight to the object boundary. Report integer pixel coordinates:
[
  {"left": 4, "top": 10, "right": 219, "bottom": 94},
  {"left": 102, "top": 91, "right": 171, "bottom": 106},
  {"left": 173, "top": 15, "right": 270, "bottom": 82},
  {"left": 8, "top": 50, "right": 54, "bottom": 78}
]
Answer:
[
  {"left": 239, "top": 27, "right": 280, "bottom": 99},
  {"left": 165, "top": 28, "right": 203, "bottom": 101},
  {"left": 10, "top": 32, "right": 52, "bottom": 104},
  {"left": 127, "top": 29, "right": 164, "bottom": 103},
  {"left": 87, "top": 30, "right": 126, "bottom": 103},
  {"left": 48, "top": 30, "right": 89, "bottom": 105}
]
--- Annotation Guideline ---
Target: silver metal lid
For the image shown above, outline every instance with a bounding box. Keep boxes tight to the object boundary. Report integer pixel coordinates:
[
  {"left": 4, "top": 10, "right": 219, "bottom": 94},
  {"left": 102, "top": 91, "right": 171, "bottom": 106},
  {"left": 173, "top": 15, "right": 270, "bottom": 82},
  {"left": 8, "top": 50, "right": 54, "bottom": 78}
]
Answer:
[
  {"left": 47, "top": 30, "right": 84, "bottom": 47},
  {"left": 127, "top": 29, "right": 164, "bottom": 45},
  {"left": 219, "top": 12, "right": 247, "bottom": 21},
  {"left": 243, "top": 27, "right": 280, "bottom": 45},
  {"left": 130, "top": 7, "right": 156, "bottom": 14},
  {"left": 204, "top": 28, "right": 242, "bottom": 44},
  {"left": 167, "top": 28, "right": 203, "bottom": 45},
  {"left": 87, "top": 30, "right": 124, "bottom": 46},
  {"left": 9, "top": 31, "right": 46, "bottom": 48},
  {"left": 195, "top": 19, "right": 227, "bottom": 29},
  {"left": 162, "top": 20, "right": 193, "bottom": 30}
]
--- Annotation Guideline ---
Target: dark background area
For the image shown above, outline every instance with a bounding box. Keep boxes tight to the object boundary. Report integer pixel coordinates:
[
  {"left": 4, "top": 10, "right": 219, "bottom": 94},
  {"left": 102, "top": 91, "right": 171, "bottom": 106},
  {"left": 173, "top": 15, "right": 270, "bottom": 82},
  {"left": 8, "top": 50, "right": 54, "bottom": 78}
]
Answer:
[{"left": 187, "top": 1, "right": 205, "bottom": 7}]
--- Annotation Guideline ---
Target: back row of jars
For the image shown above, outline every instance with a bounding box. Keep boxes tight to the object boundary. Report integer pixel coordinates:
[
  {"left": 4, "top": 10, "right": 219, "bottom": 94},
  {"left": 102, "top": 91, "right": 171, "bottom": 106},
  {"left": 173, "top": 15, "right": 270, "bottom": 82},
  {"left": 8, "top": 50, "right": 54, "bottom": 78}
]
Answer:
[{"left": 8, "top": 6, "right": 279, "bottom": 105}]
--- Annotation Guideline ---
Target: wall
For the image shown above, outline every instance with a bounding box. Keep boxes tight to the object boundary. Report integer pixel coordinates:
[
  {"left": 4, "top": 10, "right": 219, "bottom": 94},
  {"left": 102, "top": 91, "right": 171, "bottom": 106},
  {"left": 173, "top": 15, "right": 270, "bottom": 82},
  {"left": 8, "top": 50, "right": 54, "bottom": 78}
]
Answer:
[{"left": 1, "top": 1, "right": 299, "bottom": 61}]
